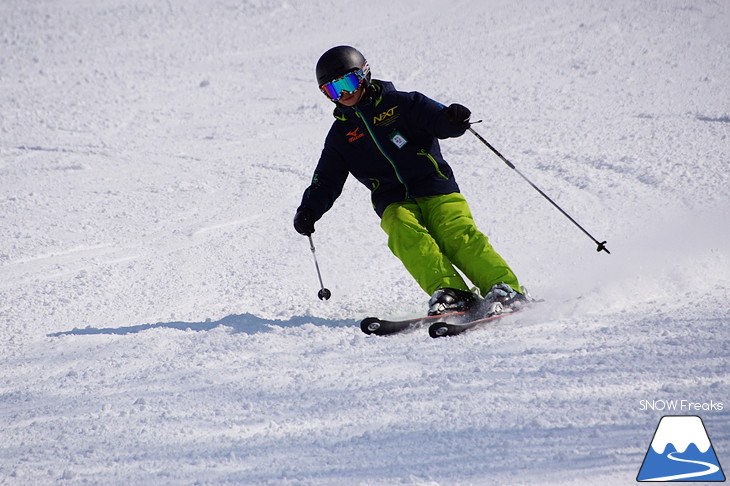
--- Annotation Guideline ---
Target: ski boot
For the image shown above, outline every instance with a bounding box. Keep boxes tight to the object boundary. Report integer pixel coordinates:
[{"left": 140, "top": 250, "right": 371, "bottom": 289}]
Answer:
[
  {"left": 428, "top": 288, "right": 480, "bottom": 316},
  {"left": 482, "top": 283, "right": 530, "bottom": 312}
]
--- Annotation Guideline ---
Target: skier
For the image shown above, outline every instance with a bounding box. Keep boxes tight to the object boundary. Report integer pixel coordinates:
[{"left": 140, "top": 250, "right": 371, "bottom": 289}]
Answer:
[{"left": 294, "top": 45, "right": 527, "bottom": 315}]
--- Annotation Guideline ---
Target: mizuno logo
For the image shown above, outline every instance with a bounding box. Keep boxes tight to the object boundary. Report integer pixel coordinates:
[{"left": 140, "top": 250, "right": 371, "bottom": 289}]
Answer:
[{"left": 347, "top": 127, "right": 364, "bottom": 142}]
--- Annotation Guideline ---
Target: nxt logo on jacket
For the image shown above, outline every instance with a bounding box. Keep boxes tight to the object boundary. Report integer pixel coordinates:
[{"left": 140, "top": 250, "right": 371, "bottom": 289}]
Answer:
[
  {"left": 373, "top": 106, "right": 399, "bottom": 127},
  {"left": 347, "top": 127, "right": 364, "bottom": 143}
]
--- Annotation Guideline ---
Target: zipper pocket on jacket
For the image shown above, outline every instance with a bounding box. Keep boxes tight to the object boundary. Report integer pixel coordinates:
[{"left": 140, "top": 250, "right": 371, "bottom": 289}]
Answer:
[{"left": 418, "top": 149, "right": 449, "bottom": 180}]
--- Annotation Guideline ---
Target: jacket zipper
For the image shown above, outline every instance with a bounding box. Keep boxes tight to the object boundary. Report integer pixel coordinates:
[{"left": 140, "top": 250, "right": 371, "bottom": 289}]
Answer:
[{"left": 354, "top": 107, "right": 411, "bottom": 199}]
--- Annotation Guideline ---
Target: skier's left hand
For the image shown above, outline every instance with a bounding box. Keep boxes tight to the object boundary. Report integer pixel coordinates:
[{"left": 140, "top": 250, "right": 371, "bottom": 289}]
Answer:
[{"left": 444, "top": 103, "right": 471, "bottom": 132}]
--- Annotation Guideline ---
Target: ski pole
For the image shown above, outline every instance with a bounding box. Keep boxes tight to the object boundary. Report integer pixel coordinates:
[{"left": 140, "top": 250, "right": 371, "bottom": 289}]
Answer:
[
  {"left": 307, "top": 235, "right": 332, "bottom": 300},
  {"left": 468, "top": 125, "right": 610, "bottom": 254}
]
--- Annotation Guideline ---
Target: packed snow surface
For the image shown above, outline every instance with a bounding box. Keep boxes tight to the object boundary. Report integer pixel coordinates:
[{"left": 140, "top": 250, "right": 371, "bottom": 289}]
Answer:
[{"left": 1, "top": 0, "right": 728, "bottom": 485}]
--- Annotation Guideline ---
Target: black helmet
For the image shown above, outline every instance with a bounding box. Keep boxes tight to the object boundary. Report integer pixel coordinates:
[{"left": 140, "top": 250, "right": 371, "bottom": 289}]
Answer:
[{"left": 316, "top": 45, "right": 370, "bottom": 86}]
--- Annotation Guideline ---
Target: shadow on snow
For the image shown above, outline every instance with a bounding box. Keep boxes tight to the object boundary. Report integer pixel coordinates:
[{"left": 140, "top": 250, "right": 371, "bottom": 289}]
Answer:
[{"left": 48, "top": 313, "right": 357, "bottom": 337}]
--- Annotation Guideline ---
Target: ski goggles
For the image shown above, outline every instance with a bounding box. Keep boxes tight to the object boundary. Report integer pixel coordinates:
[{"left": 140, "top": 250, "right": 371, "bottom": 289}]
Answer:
[{"left": 319, "top": 65, "right": 369, "bottom": 101}]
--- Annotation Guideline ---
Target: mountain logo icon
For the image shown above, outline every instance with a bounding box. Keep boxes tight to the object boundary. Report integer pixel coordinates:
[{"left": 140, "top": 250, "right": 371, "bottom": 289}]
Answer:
[{"left": 637, "top": 415, "right": 726, "bottom": 482}]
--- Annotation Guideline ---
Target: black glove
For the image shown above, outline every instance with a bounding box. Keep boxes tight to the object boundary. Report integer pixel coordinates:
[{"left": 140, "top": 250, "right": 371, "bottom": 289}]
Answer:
[
  {"left": 293, "top": 207, "right": 316, "bottom": 236},
  {"left": 444, "top": 103, "right": 471, "bottom": 132}
]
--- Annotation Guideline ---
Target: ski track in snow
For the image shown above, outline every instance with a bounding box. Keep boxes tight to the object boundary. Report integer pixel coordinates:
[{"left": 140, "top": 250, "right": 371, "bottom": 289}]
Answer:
[{"left": 1, "top": 0, "right": 729, "bottom": 485}]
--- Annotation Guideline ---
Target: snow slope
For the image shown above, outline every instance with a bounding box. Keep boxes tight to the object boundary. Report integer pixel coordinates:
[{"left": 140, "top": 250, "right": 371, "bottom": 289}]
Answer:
[{"left": 1, "top": 0, "right": 728, "bottom": 484}]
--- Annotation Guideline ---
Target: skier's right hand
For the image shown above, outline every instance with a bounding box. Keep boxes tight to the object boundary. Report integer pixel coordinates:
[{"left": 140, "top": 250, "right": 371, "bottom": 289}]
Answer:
[{"left": 293, "top": 207, "right": 316, "bottom": 235}]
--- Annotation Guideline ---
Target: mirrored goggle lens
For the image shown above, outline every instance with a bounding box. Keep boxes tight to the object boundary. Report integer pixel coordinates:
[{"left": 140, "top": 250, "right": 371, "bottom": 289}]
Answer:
[{"left": 320, "top": 71, "right": 363, "bottom": 101}]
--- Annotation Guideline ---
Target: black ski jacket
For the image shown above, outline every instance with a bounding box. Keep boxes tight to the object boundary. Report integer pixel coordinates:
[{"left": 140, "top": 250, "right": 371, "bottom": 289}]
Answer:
[{"left": 298, "top": 80, "right": 464, "bottom": 220}]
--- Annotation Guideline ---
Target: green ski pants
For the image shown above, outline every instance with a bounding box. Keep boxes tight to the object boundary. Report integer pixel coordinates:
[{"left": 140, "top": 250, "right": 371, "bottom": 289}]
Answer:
[{"left": 380, "top": 192, "right": 520, "bottom": 296}]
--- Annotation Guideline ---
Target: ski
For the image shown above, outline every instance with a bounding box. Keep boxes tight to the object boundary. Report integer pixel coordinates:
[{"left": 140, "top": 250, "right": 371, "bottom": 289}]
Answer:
[
  {"left": 428, "top": 306, "right": 522, "bottom": 338},
  {"left": 362, "top": 296, "right": 540, "bottom": 337},
  {"left": 360, "top": 310, "right": 470, "bottom": 336}
]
